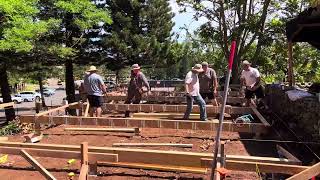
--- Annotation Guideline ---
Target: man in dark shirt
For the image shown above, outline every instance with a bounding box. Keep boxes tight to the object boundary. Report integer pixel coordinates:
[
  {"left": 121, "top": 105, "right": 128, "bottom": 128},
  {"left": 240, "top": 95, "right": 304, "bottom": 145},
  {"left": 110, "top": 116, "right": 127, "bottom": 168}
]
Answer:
[
  {"left": 125, "top": 64, "right": 150, "bottom": 117},
  {"left": 199, "top": 62, "right": 219, "bottom": 106}
]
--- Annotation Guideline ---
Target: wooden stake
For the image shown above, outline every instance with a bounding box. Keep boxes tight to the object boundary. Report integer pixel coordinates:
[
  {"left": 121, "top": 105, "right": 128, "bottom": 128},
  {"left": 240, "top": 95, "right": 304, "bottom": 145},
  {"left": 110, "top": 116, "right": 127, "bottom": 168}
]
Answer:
[
  {"left": 81, "top": 142, "right": 88, "bottom": 165},
  {"left": 79, "top": 164, "right": 88, "bottom": 180},
  {"left": 20, "top": 149, "right": 57, "bottom": 180},
  {"left": 84, "top": 102, "right": 90, "bottom": 117},
  {"left": 112, "top": 143, "right": 193, "bottom": 148}
]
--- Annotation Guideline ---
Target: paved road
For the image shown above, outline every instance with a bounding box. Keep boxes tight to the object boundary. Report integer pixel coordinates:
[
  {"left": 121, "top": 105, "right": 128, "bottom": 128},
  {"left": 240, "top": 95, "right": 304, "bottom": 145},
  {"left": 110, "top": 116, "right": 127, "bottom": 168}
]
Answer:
[{"left": 0, "top": 85, "right": 71, "bottom": 118}]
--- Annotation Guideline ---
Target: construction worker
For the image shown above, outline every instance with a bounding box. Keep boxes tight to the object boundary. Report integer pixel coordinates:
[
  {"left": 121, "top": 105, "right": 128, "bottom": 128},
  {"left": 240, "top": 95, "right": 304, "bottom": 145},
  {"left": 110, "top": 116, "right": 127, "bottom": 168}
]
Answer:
[
  {"left": 125, "top": 64, "right": 150, "bottom": 117},
  {"left": 184, "top": 64, "right": 208, "bottom": 121},
  {"left": 240, "top": 60, "right": 266, "bottom": 108},
  {"left": 83, "top": 66, "right": 107, "bottom": 117},
  {"left": 199, "top": 62, "right": 219, "bottom": 106}
]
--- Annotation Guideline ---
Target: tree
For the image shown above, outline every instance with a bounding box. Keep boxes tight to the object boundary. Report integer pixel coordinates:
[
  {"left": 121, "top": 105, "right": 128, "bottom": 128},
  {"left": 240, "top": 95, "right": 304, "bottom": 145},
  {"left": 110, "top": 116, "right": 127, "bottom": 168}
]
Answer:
[
  {"left": 103, "top": 0, "right": 174, "bottom": 75},
  {"left": 37, "top": 0, "right": 112, "bottom": 114},
  {"left": 0, "top": 0, "right": 53, "bottom": 122}
]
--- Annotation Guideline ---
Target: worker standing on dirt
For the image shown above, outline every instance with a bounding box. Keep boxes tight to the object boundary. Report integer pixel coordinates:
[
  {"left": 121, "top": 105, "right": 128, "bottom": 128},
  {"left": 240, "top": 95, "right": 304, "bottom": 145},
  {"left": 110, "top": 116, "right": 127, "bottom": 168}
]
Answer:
[
  {"left": 83, "top": 66, "right": 107, "bottom": 117},
  {"left": 183, "top": 64, "right": 208, "bottom": 121},
  {"left": 199, "top": 62, "right": 219, "bottom": 106},
  {"left": 240, "top": 60, "right": 267, "bottom": 108},
  {"left": 125, "top": 64, "right": 150, "bottom": 117}
]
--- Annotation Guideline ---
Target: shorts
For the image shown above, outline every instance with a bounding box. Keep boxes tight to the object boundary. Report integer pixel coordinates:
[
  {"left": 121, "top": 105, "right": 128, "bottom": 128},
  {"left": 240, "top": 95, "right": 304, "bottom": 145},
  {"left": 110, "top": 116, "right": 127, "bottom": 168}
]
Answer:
[
  {"left": 200, "top": 92, "right": 215, "bottom": 100},
  {"left": 87, "top": 95, "right": 104, "bottom": 107},
  {"left": 245, "top": 86, "right": 264, "bottom": 99}
]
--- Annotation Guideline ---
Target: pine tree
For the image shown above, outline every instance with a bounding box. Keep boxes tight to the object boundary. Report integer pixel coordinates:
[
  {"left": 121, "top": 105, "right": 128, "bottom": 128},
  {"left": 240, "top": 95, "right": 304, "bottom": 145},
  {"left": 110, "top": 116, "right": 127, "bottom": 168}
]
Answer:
[{"left": 103, "top": 0, "right": 174, "bottom": 73}]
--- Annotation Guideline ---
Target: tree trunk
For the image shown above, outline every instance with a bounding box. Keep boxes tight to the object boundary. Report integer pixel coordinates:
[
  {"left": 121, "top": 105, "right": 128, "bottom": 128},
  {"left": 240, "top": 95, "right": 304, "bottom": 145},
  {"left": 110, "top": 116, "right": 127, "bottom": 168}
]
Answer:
[
  {"left": 38, "top": 75, "right": 46, "bottom": 107},
  {"left": 65, "top": 60, "right": 76, "bottom": 115},
  {"left": 0, "top": 63, "right": 15, "bottom": 122}
]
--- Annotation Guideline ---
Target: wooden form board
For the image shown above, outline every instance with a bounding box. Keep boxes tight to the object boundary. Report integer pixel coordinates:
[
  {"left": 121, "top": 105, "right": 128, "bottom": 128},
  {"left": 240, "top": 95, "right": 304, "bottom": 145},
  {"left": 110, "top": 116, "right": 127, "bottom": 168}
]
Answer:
[
  {"left": 286, "top": 162, "right": 320, "bottom": 180},
  {"left": 64, "top": 127, "right": 140, "bottom": 133},
  {"left": 36, "top": 102, "right": 79, "bottom": 117},
  {"left": 0, "top": 147, "right": 118, "bottom": 163},
  {"left": 104, "top": 96, "right": 245, "bottom": 104},
  {"left": 201, "top": 158, "right": 310, "bottom": 175},
  {"left": 112, "top": 143, "right": 193, "bottom": 148},
  {"left": 0, "top": 142, "right": 300, "bottom": 168},
  {"left": 276, "top": 145, "right": 301, "bottom": 164},
  {"left": 250, "top": 105, "right": 271, "bottom": 126},
  {"left": 98, "top": 161, "right": 207, "bottom": 174},
  {"left": 103, "top": 104, "right": 253, "bottom": 115},
  {"left": 19, "top": 115, "right": 268, "bottom": 133},
  {"left": 0, "top": 102, "right": 14, "bottom": 109},
  {"left": 20, "top": 149, "right": 57, "bottom": 180}
]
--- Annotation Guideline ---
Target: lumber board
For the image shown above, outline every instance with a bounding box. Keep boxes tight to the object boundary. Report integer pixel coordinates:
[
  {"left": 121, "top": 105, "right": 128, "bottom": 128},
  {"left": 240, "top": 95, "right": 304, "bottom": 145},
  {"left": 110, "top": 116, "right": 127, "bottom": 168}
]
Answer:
[
  {"left": 0, "top": 102, "right": 14, "bottom": 109},
  {"left": 0, "top": 137, "right": 8, "bottom": 141},
  {"left": 98, "top": 161, "right": 207, "bottom": 174},
  {"left": 286, "top": 162, "right": 320, "bottom": 180},
  {"left": 0, "top": 147, "right": 118, "bottom": 163},
  {"left": 84, "top": 102, "right": 90, "bottom": 117},
  {"left": 104, "top": 96, "right": 245, "bottom": 104},
  {"left": 36, "top": 102, "right": 79, "bottom": 117},
  {"left": 277, "top": 145, "right": 301, "bottom": 164},
  {"left": 79, "top": 164, "right": 88, "bottom": 180},
  {"left": 132, "top": 112, "right": 205, "bottom": 119},
  {"left": 250, "top": 105, "right": 270, "bottom": 126},
  {"left": 64, "top": 127, "right": 139, "bottom": 133},
  {"left": 201, "top": 159, "right": 309, "bottom": 175},
  {"left": 0, "top": 142, "right": 300, "bottom": 168},
  {"left": 112, "top": 143, "right": 193, "bottom": 148},
  {"left": 103, "top": 104, "right": 253, "bottom": 115},
  {"left": 20, "top": 149, "right": 57, "bottom": 180},
  {"left": 19, "top": 115, "right": 268, "bottom": 133},
  {"left": 81, "top": 142, "right": 88, "bottom": 165}
]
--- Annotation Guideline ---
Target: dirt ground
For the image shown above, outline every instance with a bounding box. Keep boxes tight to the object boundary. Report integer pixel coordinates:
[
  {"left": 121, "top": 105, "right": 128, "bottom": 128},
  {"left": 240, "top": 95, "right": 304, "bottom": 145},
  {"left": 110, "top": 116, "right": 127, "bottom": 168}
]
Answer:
[{"left": 0, "top": 124, "right": 271, "bottom": 180}]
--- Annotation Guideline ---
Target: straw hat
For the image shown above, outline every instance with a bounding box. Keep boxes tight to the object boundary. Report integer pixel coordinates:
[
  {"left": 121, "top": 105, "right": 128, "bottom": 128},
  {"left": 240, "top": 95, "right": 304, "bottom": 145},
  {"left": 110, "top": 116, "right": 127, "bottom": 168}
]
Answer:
[
  {"left": 87, "top": 66, "right": 97, "bottom": 72},
  {"left": 192, "top": 64, "right": 204, "bottom": 72},
  {"left": 242, "top": 60, "right": 251, "bottom": 65},
  {"left": 131, "top": 64, "right": 141, "bottom": 70}
]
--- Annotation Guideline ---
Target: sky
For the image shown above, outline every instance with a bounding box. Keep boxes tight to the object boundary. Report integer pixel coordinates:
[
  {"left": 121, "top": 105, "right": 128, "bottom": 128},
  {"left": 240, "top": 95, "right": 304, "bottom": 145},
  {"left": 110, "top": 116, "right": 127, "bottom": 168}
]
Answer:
[{"left": 169, "top": 0, "right": 209, "bottom": 41}]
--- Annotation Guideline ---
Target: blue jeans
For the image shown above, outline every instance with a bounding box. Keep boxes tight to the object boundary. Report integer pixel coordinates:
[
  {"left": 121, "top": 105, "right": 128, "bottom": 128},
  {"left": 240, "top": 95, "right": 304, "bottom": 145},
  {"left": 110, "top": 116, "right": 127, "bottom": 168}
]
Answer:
[{"left": 184, "top": 95, "right": 207, "bottom": 121}]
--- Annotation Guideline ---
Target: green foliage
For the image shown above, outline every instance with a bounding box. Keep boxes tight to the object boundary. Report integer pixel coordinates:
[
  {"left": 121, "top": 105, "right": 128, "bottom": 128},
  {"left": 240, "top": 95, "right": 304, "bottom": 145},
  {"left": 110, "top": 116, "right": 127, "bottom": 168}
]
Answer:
[{"left": 0, "top": 120, "right": 21, "bottom": 136}]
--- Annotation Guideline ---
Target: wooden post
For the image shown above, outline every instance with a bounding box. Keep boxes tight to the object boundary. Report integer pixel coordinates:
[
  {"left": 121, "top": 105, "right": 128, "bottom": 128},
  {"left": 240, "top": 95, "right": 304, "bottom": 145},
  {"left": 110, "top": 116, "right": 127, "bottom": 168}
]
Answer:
[
  {"left": 220, "top": 142, "right": 226, "bottom": 167},
  {"left": 81, "top": 142, "right": 88, "bottom": 165},
  {"left": 288, "top": 41, "right": 294, "bottom": 87}
]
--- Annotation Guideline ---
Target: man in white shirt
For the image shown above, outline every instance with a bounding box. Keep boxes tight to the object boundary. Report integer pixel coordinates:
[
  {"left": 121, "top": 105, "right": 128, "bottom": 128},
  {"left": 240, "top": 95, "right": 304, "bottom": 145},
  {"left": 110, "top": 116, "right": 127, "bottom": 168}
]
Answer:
[
  {"left": 183, "top": 64, "right": 208, "bottom": 121},
  {"left": 240, "top": 60, "right": 265, "bottom": 107}
]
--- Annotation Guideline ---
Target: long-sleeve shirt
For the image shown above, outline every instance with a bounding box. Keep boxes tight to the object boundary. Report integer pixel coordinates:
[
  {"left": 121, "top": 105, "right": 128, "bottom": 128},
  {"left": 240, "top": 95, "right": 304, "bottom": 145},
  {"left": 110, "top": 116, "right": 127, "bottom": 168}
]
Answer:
[{"left": 129, "top": 72, "right": 150, "bottom": 91}]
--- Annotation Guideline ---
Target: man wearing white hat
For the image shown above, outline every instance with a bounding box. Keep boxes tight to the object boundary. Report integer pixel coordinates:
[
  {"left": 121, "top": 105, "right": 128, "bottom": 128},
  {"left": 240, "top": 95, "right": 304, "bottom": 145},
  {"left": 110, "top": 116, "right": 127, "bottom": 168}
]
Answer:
[
  {"left": 240, "top": 60, "right": 265, "bottom": 107},
  {"left": 125, "top": 64, "right": 150, "bottom": 117},
  {"left": 183, "top": 64, "right": 208, "bottom": 121},
  {"left": 83, "top": 66, "right": 106, "bottom": 117}
]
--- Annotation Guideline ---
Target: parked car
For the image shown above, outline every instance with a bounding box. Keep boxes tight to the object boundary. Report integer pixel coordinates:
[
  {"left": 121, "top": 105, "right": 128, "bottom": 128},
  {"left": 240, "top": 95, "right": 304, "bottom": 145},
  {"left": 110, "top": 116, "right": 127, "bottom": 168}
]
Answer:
[
  {"left": 36, "top": 88, "right": 55, "bottom": 96},
  {"left": 0, "top": 95, "right": 23, "bottom": 104},
  {"left": 16, "top": 91, "right": 41, "bottom": 102}
]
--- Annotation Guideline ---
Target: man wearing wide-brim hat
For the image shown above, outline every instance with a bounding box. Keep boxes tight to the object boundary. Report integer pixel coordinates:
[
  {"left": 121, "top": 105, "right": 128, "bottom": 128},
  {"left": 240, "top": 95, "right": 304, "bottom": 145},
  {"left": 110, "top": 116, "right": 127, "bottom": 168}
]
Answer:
[
  {"left": 83, "top": 65, "right": 107, "bottom": 117},
  {"left": 240, "top": 60, "right": 266, "bottom": 108},
  {"left": 183, "top": 64, "right": 208, "bottom": 121},
  {"left": 124, "top": 64, "right": 150, "bottom": 117}
]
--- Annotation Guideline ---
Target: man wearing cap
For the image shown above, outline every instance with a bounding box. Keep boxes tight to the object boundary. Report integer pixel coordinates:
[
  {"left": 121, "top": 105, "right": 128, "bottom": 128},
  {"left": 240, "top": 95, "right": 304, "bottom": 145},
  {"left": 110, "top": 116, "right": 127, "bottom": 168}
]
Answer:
[
  {"left": 125, "top": 64, "right": 150, "bottom": 117},
  {"left": 83, "top": 66, "right": 107, "bottom": 117},
  {"left": 199, "top": 62, "right": 219, "bottom": 106},
  {"left": 240, "top": 60, "right": 265, "bottom": 107},
  {"left": 184, "top": 64, "right": 208, "bottom": 121}
]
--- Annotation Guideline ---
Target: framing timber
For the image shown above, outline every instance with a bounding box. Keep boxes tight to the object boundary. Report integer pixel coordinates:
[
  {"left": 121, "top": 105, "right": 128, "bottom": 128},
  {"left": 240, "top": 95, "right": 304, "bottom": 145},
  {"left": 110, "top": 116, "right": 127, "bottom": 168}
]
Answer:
[
  {"left": 81, "top": 142, "right": 88, "bottom": 165},
  {"left": 36, "top": 102, "right": 79, "bottom": 117},
  {"left": 250, "top": 104, "right": 271, "bottom": 126},
  {"left": 79, "top": 164, "right": 88, "bottom": 180},
  {"left": 0, "top": 147, "right": 118, "bottom": 163},
  {"left": 20, "top": 149, "right": 57, "bottom": 180},
  {"left": 84, "top": 103, "right": 90, "bottom": 117},
  {"left": 0, "top": 142, "right": 300, "bottom": 168},
  {"left": 64, "top": 127, "right": 140, "bottom": 133},
  {"left": 0, "top": 102, "right": 14, "bottom": 109},
  {"left": 286, "top": 162, "right": 320, "bottom": 180},
  {"left": 112, "top": 143, "right": 193, "bottom": 148},
  {"left": 103, "top": 104, "right": 253, "bottom": 115},
  {"left": 277, "top": 145, "right": 301, "bottom": 164},
  {"left": 19, "top": 115, "right": 268, "bottom": 133},
  {"left": 104, "top": 96, "right": 245, "bottom": 104},
  {"left": 98, "top": 161, "right": 207, "bottom": 174},
  {"left": 201, "top": 158, "right": 310, "bottom": 175}
]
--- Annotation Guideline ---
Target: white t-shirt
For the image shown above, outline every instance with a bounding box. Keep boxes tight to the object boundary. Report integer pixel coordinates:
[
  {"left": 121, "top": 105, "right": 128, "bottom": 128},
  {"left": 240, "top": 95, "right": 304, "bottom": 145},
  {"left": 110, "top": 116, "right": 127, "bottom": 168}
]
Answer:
[
  {"left": 185, "top": 71, "right": 200, "bottom": 96},
  {"left": 241, "top": 67, "right": 260, "bottom": 88}
]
